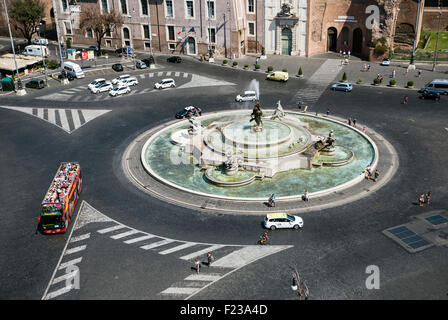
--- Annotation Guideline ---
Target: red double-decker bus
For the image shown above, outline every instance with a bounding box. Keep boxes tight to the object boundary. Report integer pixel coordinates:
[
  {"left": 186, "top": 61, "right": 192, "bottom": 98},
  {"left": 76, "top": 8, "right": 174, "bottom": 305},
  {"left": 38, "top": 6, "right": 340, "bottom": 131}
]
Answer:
[{"left": 38, "top": 162, "right": 82, "bottom": 234}]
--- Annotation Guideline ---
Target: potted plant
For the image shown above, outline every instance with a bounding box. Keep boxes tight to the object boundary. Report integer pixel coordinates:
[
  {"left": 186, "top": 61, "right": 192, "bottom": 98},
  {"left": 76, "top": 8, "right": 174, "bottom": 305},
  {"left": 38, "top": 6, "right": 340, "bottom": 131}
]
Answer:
[
  {"left": 267, "top": 66, "right": 273, "bottom": 72},
  {"left": 342, "top": 72, "right": 348, "bottom": 82},
  {"left": 357, "top": 78, "right": 363, "bottom": 84},
  {"left": 373, "top": 78, "right": 381, "bottom": 86},
  {"left": 407, "top": 81, "right": 414, "bottom": 88},
  {"left": 389, "top": 79, "right": 397, "bottom": 87},
  {"left": 223, "top": 59, "right": 228, "bottom": 66},
  {"left": 244, "top": 64, "right": 249, "bottom": 70},
  {"left": 254, "top": 64, "right": 261, "bottom": 71},
  {"left": 297, "top": 66, "right": 303, "bottom": 78},
  {"left": 232, "top": 61, "right": 238, "bottom": 67}
]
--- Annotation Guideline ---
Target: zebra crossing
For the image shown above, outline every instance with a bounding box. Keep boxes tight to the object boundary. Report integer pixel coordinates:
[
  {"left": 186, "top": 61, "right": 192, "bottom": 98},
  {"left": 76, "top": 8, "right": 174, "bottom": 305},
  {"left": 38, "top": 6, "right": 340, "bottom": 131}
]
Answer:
[
  {"left": 0, "top": 105, "right": 111, "bottom": 134},
  {"left": 290, "top": 59, "right": 343, "bottom": 107},
  {"left": 35, "top": 71, "right": 236, "bottom": 102},
  {"left": 42, "top": 201, "right": 293, "bottom": 299}
]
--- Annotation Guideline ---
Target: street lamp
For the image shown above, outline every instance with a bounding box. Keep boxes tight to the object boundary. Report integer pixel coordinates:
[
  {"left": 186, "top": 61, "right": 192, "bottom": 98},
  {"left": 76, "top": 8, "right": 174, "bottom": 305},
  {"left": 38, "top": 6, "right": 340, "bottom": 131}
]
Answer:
[
  {"left": 36, "top": 24, "right": 48, "bottom": 86},
  {"left": 146, "top": 0, "right": 155, "bottom": 68},
  {"left": 2, "top": 0, "right": 26, "bottom": 94},
  {"left": 409, "top": 0, "right": 422, "bottom": 70},
  {"left": 51, "top": 0, "right": 68, "bottom": 84},
  {"left": 432, "top": 0, "right": 442, "bottom": 72},
  {"left": 207, "top": 0, "right": 214, "bottom": 62}
]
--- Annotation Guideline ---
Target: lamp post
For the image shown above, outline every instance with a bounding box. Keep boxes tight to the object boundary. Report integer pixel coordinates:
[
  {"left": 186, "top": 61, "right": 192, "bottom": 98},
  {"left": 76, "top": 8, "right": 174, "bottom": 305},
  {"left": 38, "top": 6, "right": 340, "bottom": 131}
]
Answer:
[
  {"left": 432, "top": 0, "right": 442, "bottom": 72},
  {"left": 227, "top": 1, "right": 232, "bottom": 60},
  {"left": 147, "top": 0, "right": 155, "bottom": 68},
  {"left": 207, "top": 0, "right": 214, "bottom": 62},
  {"left": 35, "top": 25, "right": 48, "bottom": 86},
  {"left": 2, "top": 0, "right": 26, "bottom": 94},
  {"left": 52, "top": 0, "right": 68, "bottom": 84},
  {"left": 408, "top": 0, "right": 422, "bottom": 70}
]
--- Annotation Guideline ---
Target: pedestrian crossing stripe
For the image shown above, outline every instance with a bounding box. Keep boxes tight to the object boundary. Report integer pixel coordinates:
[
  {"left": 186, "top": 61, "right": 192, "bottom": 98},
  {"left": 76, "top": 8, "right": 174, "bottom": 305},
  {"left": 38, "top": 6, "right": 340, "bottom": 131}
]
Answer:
[
  {"left": 0, "top": 106, "right": 111, "bottom": 134},
  {"left": 177, "top": 74, "right": 236, "bottom": 89}
]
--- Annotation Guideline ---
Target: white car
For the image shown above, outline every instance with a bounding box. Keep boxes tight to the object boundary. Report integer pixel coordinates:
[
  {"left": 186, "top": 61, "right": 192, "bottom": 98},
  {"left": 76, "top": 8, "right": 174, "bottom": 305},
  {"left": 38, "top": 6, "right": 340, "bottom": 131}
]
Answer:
[
  {"left": 380, "top": 58, "right": 391, "bottom": 66},
  {"left": 112, "top": 74, "right": 131, "bottom": 85},
  {"left": 88, "top": 78, "right": 109, "bottom": 90},
  {"left": 264, "top": 213, "right": 303, "bottom": 230},
  {"left": 91, "top": 82, "right": 113, "bottom": 94},
  {"left": 118, "top": 77, "right": 138, "bottom": 86},
  {"left": 236, "top": 90, "right": 257, "bottom": 102},
  {"left": 109, "top": 85, "right": 131, "bottom": 97},
  {"left": 154, "top": 78, "right": 176, "bottom": 89},
  {"left": 33, "top": 38, "right": 49, "bottom": 45}
]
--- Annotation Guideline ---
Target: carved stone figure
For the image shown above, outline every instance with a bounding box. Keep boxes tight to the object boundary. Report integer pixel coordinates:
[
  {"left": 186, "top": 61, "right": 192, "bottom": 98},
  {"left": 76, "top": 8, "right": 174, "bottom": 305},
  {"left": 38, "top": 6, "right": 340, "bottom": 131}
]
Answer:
[
  {"left": 250, "top": 100, "right": 264, "bottom": 131},
  {"left": 271, "top": 100, "right": 285, "bottom": 121},
  {"left": 187, "top": 117, "right": 201, "bottom": 135}
]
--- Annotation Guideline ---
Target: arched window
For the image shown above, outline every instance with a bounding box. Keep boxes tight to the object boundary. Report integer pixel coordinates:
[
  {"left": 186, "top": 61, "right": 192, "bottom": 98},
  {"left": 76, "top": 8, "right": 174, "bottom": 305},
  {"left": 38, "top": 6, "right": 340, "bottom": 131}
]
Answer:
[{"left": 123, "top": 27, "right": 130, "bottom": 39}]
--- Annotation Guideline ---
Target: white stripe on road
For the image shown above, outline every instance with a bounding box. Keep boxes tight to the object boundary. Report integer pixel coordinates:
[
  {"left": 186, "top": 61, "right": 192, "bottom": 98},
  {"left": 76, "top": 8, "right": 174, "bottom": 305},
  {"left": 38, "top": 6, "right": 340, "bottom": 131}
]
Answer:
[
  {"left": 175, "top": 72, "right": 180, "bottom": 77},
  {"left": 58, "top": 257, "right": 82, "bottom": 270},
  {"left": 158, "top": 242, "right": 197, "bottom": 255},
  {"left": 70, "top": 233, "right": 90, "bottom": 243},
  {"left": 166, "top": 71, "right": 172, "bottom": 76},
  {"left": 65, "top": 245, "right": 87, "bottom": 255},
  {"left": 45, "top": 284, "right": 76, "bottom": 300},
  {"left": 183, "top": 73, "right": 188, "bottom": 78},
  {"left": 160, "top": 287, "right": 200, "bottom": 295},
  {"left": 59, "top": 110, "right": 71, "bottom": 132},
  {"left": 97, "top": 225, "right": 126, "bottom": 234},
  {"left": 157, "top": 72, "right": 163, "bottom": 76},
  {"left": 123, "top": 234, "right": 156, "bottom": 244},
  {"left": 140, "top": 239, "right": 174, "bottom": 250},
  {"left": 110, "top": 229, "right": 140, "bottom": 239},
  {"left": 148, "top": 73, "right": 154, "bottom": 77},
  {"left": 180, "top": 245, "right": 225, "bottom": 261},
  {"left": 48, "top": 108, "right": 55, "bottom": 125},
  {"left": 185, "top": 274, "right": 223, "bottom": 282},
  {"left": 71, "top": 109, "right": 81, "bottom": 129},
  {"left": 139, "top": 74, "right": 145, "bottom": 79},
  {"left": 52, "top": 270, "right": 78, "bottom": 285}
]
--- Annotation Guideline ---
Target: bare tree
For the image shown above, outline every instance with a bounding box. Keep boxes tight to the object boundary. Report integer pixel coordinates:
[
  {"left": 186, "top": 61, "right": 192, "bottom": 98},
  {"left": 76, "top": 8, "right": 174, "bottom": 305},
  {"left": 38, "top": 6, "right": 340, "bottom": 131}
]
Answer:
[
  {"left": 79, "top": 8, "right": 123, "bottom": 55},
  {"left": 9, "top": 0, "right": 46, "bottom": 44}
]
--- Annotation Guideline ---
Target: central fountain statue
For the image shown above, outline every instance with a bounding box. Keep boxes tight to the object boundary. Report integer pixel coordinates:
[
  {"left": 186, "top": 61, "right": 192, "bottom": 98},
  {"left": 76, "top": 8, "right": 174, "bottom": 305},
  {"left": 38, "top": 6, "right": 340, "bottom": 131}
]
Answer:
[{"left": 250, "top": 100, "right": 264, "bottom": 132}]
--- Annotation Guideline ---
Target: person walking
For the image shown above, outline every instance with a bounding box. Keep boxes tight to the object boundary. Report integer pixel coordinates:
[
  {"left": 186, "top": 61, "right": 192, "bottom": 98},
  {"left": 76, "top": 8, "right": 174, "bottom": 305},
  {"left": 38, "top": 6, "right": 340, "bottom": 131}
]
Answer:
[
  {"left": 353, "top": 119, "right": 357, "bottom": 127},
  {"left": 373, "top": 169, "right": 379, "bottom": 182},
  {"left": 303, "top": 189, "right": 309, "bottom": 201},
  {"left": 403, "top": 96, "right": 408, "bottom": 104},
  {"left": 348, "top": 118, "right": 352, "bottom": 126},
  {"left": 194, "top": 258, "right": 201, "bottom": 273},
  {"left": 326, "top": 109, "right": 330, "bottom": 116},
  {"left": 207, "top": 252, "right": 214, "bottom": 267},
  {"left": 362, "top": 126, "right": 367, "bottom": 133},
  {"left": 418, "top": 69, "right": 422, "bottom": 77},
  {"left": 418, "top": 193, "right": 425, "bottom": 207},
  {"left": 425, "top": 191, "right": 431, "bottom": 205},
  {"left": 268, "top": 193, "right": 276, "bottom": 207},
  {"left": 392, "top": 69, "right": 396, "bottom": 78}
]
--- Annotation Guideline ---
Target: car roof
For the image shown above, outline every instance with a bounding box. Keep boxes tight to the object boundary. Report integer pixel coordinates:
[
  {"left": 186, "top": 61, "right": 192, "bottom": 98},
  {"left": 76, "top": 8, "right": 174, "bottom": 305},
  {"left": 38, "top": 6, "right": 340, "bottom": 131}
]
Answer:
[
  {"left": 244, "top": 91, "right": 256, "bottom": 95},
  {"left": 266, "top": 213, "right": 288, "bottom": 219},
  {"left": 162, "top": 78, "right": 174, "bottom": 81}
]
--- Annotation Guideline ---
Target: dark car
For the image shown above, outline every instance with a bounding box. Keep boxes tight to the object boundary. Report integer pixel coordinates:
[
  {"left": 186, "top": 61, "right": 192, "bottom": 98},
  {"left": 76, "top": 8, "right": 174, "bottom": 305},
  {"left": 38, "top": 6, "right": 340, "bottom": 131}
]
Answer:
[
  {"left": 58, "top": 72, "right": 75, "bottom": 81},
  {"left": 141, "top": 56, "right": 155, "bottom": 66},
  {"left": 112, "top": 63, "right": 124, "bottom": 72},
  {"left": 420, "top": 90, "right": 440, "bottom": 101},
  {"left": 25, "top": 79, "right": 46, "bottom": 89},
  {"left": 115, "top": 47, "right": 127, "bottom": 55},
  {"left": 167, "top": 56, "right": 182, "bottom": 63},
  {"left": 175, "top": 106, "right": 202, "bottom": 119}
]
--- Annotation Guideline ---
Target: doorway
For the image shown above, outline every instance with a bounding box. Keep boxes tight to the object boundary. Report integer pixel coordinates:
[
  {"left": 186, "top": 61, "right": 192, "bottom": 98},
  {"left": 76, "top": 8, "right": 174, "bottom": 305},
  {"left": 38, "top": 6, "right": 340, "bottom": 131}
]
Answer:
[
  {"left": 187, "top": 37, "right": 196, "bottom": 55},
  {"left": 352, "top": 28, "right": 363, "bottom": 54},
  {"left": 281, "top": 28, "right": 292, "bottom": 55},
  {"left": 327, "top": 27, "right": 337, "bottom": 52}
]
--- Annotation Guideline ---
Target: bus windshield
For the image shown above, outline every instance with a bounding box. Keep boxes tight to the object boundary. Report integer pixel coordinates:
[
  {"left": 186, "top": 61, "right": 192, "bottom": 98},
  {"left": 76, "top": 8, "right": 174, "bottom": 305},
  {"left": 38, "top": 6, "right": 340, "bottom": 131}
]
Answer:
[{"left": 40, "top": 214, "right": 63, "bottom": 226}]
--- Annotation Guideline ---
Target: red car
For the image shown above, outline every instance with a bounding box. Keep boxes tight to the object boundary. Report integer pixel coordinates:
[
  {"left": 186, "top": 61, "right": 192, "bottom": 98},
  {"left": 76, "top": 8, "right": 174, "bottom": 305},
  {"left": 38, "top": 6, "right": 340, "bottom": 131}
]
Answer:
[{"left": 175, "top": 106, "right": 202, "bottom": 119}]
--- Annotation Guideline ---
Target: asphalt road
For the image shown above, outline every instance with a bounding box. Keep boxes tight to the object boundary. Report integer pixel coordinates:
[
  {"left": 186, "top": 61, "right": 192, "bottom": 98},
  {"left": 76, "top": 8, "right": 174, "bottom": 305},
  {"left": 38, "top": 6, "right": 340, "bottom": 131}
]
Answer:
[{"left": 0, "top": 56, "right": 447, "bottom": 300}]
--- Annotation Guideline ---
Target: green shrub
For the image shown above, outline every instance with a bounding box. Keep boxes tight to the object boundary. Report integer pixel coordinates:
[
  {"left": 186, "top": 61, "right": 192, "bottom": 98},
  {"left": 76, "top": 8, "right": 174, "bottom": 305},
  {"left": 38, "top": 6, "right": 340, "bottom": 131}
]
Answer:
[
  {"left": 46, "top": 59, "right": 60, "bottom": 70},
  {"left": 267, "top": 66, "right": 273, "bottom": 72},
  {"left": 407, "top": 81, "right": 414, "bottom": 87},
  {"left": 282, "top": 68, "right": 288, "bottom": 72},
  {"left": 373, "top": 78, "right": 381, "bottom": 85},
  {"left": 244, "top": 64, "right": 249, "bottom": 68},
  {"left": 223, "top": 59, "right": 228, "bottom": 65},
  {"left": 66, "top": 38, "right": 72, "bottom": 49},
  {"left": 233, "top": 61, "right": 238, "bottom": 66},
  {"left": 298, "top": 66, "right": 303, "bottom": 76},
  {"left": 342, "top": 72, "right": 347, "bottom": 82},
  {"left": 389, "top": 79, "right": 396, "bottom": 86},
  {"left": 255, "top": 64, "right": 261, "bottom": 70},
  {"left": 357, "top": 78, "right": 363, "bottom": 83},
  {"left": 374, "top": 45, "right": 387, "bottom": 55}
]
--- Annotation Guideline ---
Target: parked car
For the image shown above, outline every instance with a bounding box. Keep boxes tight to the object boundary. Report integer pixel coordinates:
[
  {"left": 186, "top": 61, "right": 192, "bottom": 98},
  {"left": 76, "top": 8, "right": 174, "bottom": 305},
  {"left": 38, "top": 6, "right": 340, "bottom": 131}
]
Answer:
[
  {"left": 58, "top": 72, "right": 75, "bottom": 81},
  {"left": 154, "top": 78, "right": 176, "bottom": 89},
  {"left": 135, "top": 60, "right": 147, "bottom": 69},
  {"left": 419, "top": 79, "right": 448, "bottom": 95},
  {"left": 235, "top": 90, "right": 257, "bottom": 102},
  {"left": 118, "top": 77, "right": 138, "bottom": 86},
  {"left": 112, "top": 63, "right": 124, "bottom": 72},
  {"left": 115, "top": 47, "right": 135, "bottom": 57},
  {"left": 112, "top": 74, "right": 131, "bottom": 85},
  {"left": 141, "top": 56, "right": 155, "bottom": 66},
  {"left": 88, "top": 78, "right": 109, "bottom": 90},
  {"left": 380, "top": 58, "right": 391, "bottom": 66},
  {"left": 109, "top": 85, "right": 131, "bottom": 97},
  {"left": 91, "top": 82, "right": 113, "bottom": 94},
  {"left": 175, "top": 106, "right": 202, "bottom": 119},
  {"left": 266, "top": 71, "right": 289, "bottom": 82},
  {"left": 167, "top": 56, "right": 182, "bottom": 63},
  {"left": 331, "top": 82, "right": 353, "bottom": 92},
  {"left": 419, "top": 90, "right": 441, "bottom": 101},
  {"left": 264, "top": 213, "right": 304, "bottom": 230},
  {"left": 32, "top": 38, "right": 49, "bottom": 46},
  {"left": 25, "top": 79, "right": 46, "bottom": 89}
]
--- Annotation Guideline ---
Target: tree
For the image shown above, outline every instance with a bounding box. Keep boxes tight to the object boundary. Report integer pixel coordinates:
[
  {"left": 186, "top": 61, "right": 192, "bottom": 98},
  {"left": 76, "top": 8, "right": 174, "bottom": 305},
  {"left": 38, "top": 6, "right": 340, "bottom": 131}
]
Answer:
[
  {"left": 9, "top": 0, "right": 46, "bottom": 45},
  {"left": 79, "top": 8, "right": 123, "bottom": 55}
]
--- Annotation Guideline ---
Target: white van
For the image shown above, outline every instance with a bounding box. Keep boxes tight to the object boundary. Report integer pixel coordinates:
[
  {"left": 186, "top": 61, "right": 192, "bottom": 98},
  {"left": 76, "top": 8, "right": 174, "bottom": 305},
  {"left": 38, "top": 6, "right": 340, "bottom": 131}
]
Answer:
[
  {"left": 24, "top": 45, "right": 49, "bottom": 57},
  {"left": 419, "top": 79, "right": 448, "bottom": 95},
  {"left": 62, "top": 62, "right": 85, "bottom": 79}
]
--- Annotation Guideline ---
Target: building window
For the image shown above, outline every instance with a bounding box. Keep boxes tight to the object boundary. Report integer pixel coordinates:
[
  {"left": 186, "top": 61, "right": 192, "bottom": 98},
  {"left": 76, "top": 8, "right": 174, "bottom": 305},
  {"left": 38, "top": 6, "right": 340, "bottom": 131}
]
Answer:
[
  {"left": 143, "top": 25, "right": 149, "bottom": 39},
  {"left": 208, "top": 27, "right": 216, "bottom": 43},
  {"left": 186, "top": 1, "right": 194, "bottom": 18},
  {"left": 120, "top": 0, "right": 128, "bottom": 14},
  {"left": 247, "top": 0, "right": 254, "bottom": 13},
  {"left": 61, "top": 0, "right": 68, "bottom": 11},
  {"left": 105, "top": 39, "right": 112, "bottom": 47},
  {"left": 86, "top": 28, "right": 93, "bottom": 38},
  {"left": 141, "top": 0, "right": 148, "bottom": 15},
  {"left": 248, "top": 22, "right": 255, "bottom": 36},
  {"left": 145, "top": 42, "right": 151, "bottom": 50},
  {"left": 165, "top": 0, "right": 174, "bottom": 17},
  {"left": 64, "top": 21, "right": 72, "bottom": 34},
  {"left": 105, "top": 28, "right": 111, "bottom": 37},
  {"left": 123, "top": 27, "right": 130, "bottom": 39},
  {"left": 206, "top": 1, "right": 215, "bottom": 19},
  {"left": 101, "top": 0, "right": 108, "bottom": 13},
  {"left": 167, "top": 25, "right": 175, "bottom": 41},
  {"left": 168, "top": 43, "right": 176, "bottom": 50}
]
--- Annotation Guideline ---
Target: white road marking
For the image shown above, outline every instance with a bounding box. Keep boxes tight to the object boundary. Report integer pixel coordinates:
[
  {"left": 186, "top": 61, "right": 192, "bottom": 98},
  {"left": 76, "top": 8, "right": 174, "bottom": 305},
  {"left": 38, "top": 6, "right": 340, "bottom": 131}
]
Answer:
[
  {"left": 110, "top": 229, "right": 140, "bottom": 239},
  {"left": 59, "top": 110, "right": 71, "bottom": 132},
  {"left": 184, "top": 274, "right": 223, "bottom": 282},
  {"left": 158, "top": 242, "right": 197, "bottom": 255},
  {"left": 70, "top": 233, "right": 90, "bottom": 243},
  {"left": 160, "top": 287, "right": 200, "bottom": 295},
  {"left": 58, "top": 257, "right": 83, "bottom": 270},
  {"left": 52, "top": 270, "right": 78, "bottom": 285},
  {"left": 65, "top": 245, "right": 87, "bottom": 255},
  {"left": 97, "top": 224, "right": 126, "bottom": 234},
  {"left": 157, "top": 72, "right": 163, "bottom": 76},
  {"left": 123, "top": 234, "right": 156, "bottom": 244},
  {"left": 45, "top": 284, "right": 76, "bottom": 300},
  {"left": 180, "top": 245, "right": 225, "bottom": 261},
  {"left": 140, "top": 239, "right": 174, "bottom": 250},
  {"left": 175, "top": 72, "right": 180, "bottom": 77}
]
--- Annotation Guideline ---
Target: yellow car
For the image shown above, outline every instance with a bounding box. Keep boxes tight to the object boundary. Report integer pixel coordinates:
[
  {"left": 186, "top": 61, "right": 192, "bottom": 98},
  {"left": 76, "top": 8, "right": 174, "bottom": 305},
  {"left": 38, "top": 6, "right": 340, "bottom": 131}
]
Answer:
[{"left": 266, "top": 71, "right": 289, "bottom": 82}]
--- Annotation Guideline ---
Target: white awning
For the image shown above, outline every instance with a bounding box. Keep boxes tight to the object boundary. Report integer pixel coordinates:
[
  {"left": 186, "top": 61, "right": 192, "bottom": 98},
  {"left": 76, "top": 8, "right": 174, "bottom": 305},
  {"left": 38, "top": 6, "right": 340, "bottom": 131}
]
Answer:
[{"left": 0, "top": 53, "right": 43, "bottom": 72}]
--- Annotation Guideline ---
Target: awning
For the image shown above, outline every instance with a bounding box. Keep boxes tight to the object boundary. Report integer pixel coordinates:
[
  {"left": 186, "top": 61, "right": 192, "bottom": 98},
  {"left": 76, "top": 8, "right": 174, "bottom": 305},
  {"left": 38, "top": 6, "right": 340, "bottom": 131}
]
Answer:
[{"left": 0, "top": 53, "right": 43, "bottom": 72}]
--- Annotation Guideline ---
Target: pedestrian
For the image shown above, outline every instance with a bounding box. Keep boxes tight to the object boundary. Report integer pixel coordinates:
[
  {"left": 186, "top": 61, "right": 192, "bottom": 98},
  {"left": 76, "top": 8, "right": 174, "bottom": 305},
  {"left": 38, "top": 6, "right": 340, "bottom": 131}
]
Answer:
[
  {"left": 297, "top": 101, "right": 302, "bottom": 110},
  {"left": 303, "top": 105, "right": 308, "bottom": 113},
  {"left": 268, "top": 193, "right": 276, "bottom": 207},
  {"left": 348, "top": 118, "right": 352, "bottom": 126},
  {"left": 303, "top": 189, "right": 309, "bottom": 201},
  {"left": 353, "top": 119, "right": 357, "bottom": 127},
  {"left": 255, "top": 57, "right": 259, "bottom": 66},
  {"left": 425, "top": 191, "right": 431, "bottom": 205},
  {"left": 403, "top": 96, "right": 408, "bottom": 104},
  {"left": 207, "top": 252, "right": 214, "bottom": 267},
  {"left": 405, "top": 69, "right": 408, "bottom": 76},
  {"left": 392, "top": 69, "right": 396, "bottom": 78},
  {"left": 418, "top": 69, "right": 422, "bottom": 77},
  {"left": 348, "top": 50, "right": 351, "bottom": 58},
  {"left": 362, "top": 126, "right": 366, "bottom": 133},
  {"left": 367, "top": 64, "right": 371, "bottom": 71},
  {"left": 194, "top": 258, "right": 201, "bottom": 273},
  {"left": 326, "top": 109, "right": 330, "bottom": 116},
  {"left": 418, "top": 193, "right": 425, "bottom": 206},
  {"left": 373, "top": 169, "right": 379, "bottom": 182}
]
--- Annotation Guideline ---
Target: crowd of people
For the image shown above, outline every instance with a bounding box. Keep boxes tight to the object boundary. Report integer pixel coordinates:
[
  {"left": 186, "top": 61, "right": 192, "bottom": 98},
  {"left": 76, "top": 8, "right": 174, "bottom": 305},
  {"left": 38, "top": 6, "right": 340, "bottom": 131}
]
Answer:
[
  {"left": 43, "top": 162, "right": 79, "bottom": 204},
  {"left": 418, "top": 192, "right": 431, "bottom": 207}
]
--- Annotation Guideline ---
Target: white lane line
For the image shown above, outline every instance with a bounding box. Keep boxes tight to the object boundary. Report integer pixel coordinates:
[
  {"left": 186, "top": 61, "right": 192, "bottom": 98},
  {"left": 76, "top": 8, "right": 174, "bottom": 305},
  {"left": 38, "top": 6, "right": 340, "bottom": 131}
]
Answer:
[
  {"left": 65, "top": 245, "right": 87, "bottom": 255},
  {"left": 140, "top": 239, "right": 174, "bottom": 250},
  {"left": 58, "top": 257, "right": 82, "bottom": 270},
  {"left": 48, "top": 108, "right": 55, "bottom": 125},
  {"left": 184, "top": 274, "right": 223, "bottom": 282},
  {"left": 52, "top": 270, "right": 78, "bottom": 285},
  {"left": 139, "top": 74, "right": 145, "bottom": 79},
  {"left": 166, "top": 71, "right": 172, "bottom": 76},
  {"left": 97, "top": 225, "right": 126, "bottom": 234},
  {"left": 180, "top": 245, "right": 225, "bottom": 261},
  {"left": 70, "top": 233, "right": 90, "bottom": 243},
  {"left": 123, "top": 234, "right": 156, "bottom": 244},
  {"left": 59, "top": 110, "right": 71, "bottom": 132},
  {"left": 183, "top": 73, "right": 188, "bottom": 78},
  {"left": 71, "top": 108, "right": 81, "bottom": 130},
  {"left": 160, "top": 287, "right": 200, "bottom": 295},
  {"left": 148, "top": 73, "right": 154, "bottom": 77},
  {"left": 45, "top": 284, "right": 76, "bottom": 300},
  {"left": 110, "top": 229, "right": 140, "bottom": 240},
  {"left": 157, "top": 72, "right": 163, "bottom": 76},
  {"left": 158, "top": 242, "right": 197, "bottom": 255},
  {"left": 175, "top": 72, "right": 180, "bottom": 77}
]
